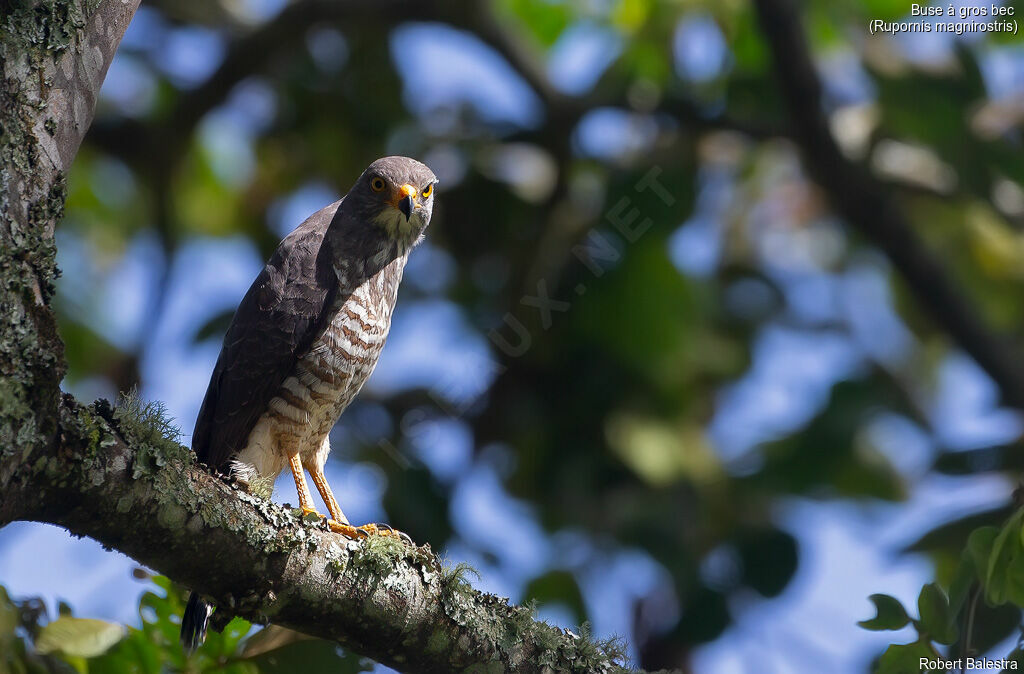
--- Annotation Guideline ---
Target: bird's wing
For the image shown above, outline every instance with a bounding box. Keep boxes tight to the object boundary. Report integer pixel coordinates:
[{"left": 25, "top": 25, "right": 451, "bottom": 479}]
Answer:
[{"left": 191, "top": 199, "right": 343, "bottom": 471}]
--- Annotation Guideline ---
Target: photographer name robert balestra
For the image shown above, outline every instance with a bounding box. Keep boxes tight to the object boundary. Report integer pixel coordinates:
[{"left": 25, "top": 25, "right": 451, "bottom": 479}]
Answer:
[{"left": 921, "top": 657, "right": 1018, "bottom": 670}]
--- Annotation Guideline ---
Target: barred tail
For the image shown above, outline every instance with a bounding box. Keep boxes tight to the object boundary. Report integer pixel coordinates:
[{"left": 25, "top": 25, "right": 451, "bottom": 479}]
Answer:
[{"left": 180, "top": 592, "right": 213, "bottom": 653}]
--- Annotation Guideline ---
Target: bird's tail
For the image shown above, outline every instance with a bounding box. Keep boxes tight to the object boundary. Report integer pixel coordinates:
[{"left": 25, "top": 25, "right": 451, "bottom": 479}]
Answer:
[{"left": 180, "top": 592, "right": 213, "bottom": 653}]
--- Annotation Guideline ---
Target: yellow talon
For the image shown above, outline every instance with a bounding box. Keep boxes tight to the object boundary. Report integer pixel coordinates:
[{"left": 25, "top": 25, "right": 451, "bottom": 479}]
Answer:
[
  {"left": 326, "top": 520, "right": 405, "bottom": 541},
  {"left": 327, "top": 520, "right": 366, "bottom": 539}
]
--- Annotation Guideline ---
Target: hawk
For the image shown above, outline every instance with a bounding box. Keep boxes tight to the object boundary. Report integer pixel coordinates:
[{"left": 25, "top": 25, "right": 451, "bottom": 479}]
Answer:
[{"left": 180, "top": 156, "right": 437, "bottom": 650}]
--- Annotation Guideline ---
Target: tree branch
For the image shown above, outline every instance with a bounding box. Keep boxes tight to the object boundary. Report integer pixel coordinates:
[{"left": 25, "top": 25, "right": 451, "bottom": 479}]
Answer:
[
  {"left": 752, "top": 0, "right": 1024, "bottom": 410},
  {"left": 2, "top": 394, "right": 633, "bottom": 673}
]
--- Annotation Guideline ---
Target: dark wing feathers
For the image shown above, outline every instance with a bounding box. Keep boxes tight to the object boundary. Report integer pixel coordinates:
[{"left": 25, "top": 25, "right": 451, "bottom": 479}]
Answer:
[{"left": 191, "top": 199, "right": 343, "bottom": 470}]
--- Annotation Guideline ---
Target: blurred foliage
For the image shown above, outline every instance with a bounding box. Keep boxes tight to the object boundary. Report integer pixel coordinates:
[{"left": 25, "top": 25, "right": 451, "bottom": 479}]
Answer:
[
  {"left": 42, "top": 0, "right": 1024, "bottom": 670},
  {"left": 860, "top": 507, "right": 1024, "bottom": 673},
  {"left": 0, "top": 575, "right": 371, "bottom": 673}
]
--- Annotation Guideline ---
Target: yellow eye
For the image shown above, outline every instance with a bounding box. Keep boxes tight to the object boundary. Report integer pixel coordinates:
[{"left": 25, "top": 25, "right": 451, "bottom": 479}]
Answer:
[
  {"left": 422, "top": 184, "right": 433, "bottom": 199},
  {"left": 371, "top": 177, "right": 385, "bottom": 192}
]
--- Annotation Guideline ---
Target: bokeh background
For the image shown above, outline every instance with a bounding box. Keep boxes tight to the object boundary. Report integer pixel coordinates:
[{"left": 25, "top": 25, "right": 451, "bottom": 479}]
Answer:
[{"left": 4, "top": 0, "right": 1024, "bottom": 671}]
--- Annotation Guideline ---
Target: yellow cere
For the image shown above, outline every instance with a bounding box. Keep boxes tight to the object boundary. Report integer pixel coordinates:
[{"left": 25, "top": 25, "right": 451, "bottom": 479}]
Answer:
[{"left": 400, "top": 184, "right": 417, "bottom": 199}]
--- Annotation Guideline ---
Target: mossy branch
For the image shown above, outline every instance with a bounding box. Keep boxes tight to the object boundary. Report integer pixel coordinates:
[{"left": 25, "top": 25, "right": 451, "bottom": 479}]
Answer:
[{"left": 2, "top": 393, "right": 642, "bottom": 673}]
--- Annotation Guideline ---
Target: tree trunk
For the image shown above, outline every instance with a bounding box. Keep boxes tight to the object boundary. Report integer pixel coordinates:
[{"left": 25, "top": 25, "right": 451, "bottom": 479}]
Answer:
[{"left": 1, "top": 0, "right": 140, "bottom": 522}]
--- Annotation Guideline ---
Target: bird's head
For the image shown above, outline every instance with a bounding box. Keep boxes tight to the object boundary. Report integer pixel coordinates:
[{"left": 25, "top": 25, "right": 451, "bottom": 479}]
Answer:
[{"left": 349, "top": 156, "right": 437, "bottom": 243}]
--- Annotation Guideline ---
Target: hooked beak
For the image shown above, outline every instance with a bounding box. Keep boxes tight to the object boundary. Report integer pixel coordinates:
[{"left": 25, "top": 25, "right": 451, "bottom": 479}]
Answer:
[{"left": 397, "top": 184, "right": 417, "bottom": 220}]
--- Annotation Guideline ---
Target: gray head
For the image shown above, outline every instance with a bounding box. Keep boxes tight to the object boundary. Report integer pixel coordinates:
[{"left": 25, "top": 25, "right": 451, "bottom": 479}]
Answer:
[{"left": 343, "top": 156, "right": 437, "bottom": 243}]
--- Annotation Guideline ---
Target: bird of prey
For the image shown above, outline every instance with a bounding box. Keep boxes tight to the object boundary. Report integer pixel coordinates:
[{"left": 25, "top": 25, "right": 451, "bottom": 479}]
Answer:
[{"left": 180, "top": 156, "right": 437, "bottom": 651}]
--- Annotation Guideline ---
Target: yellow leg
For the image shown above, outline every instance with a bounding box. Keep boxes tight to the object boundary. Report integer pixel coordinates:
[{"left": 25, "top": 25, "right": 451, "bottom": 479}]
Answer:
[
  {"left": 289, "top": 453, "right": 318, "bottom": 516},
  {"left": 309, "top": 464, "right": 349, "bottom": 525},
  {"left": 306, "top": 462, "right": 401, "bottom": 541}
]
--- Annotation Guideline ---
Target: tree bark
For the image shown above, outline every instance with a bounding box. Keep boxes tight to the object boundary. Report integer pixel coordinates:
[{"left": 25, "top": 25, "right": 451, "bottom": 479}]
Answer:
[
  {"left": 5, "top": 394, "right": 631, "bottom": 673},
  {"left": 1, "top": 0, "right": 137, "bottom": 520},
  {"left": 0, "top": 3, "right": 636, "bottom": 672}
]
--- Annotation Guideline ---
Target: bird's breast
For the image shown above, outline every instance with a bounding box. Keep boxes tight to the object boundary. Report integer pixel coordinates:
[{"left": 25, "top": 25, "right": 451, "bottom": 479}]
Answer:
[{"left": 267, "top": 260, "right": 405, "bottom": 444}]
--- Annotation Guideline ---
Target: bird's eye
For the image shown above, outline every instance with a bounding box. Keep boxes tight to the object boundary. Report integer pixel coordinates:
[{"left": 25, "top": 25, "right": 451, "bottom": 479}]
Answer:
[
  {"left": 370, "top": 177, "right": 386, "bottom": 192},
  {"left": 422, "top": 184, "right": 433, "bottom": 199}
]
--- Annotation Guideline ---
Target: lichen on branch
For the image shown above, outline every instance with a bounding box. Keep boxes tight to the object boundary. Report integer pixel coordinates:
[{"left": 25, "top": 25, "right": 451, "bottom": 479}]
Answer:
[{"left": 5, "top": 393, "right": 641, "bottom": 673}]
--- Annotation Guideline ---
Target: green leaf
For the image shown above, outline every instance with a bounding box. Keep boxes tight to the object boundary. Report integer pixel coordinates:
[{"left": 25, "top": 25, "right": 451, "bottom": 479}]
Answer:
[
  {"left": 213, "top": 617, "right": 254, "bottom": 657},
  {"left": 917, "top": 583, "right": 957, "bottom": 645},
  {"left": 857, "top": 594, "right": 910, "bottom": 631},
  {"left": 88, "top": 626, "right": 163, "bottom": 674},
  {"left": 136, "top": 577, "right": 190, "bottom": 670},
  {"left": 876, "top": 640, "right": 939, "bottom": 674},
  {"left": 35, "top": 617, "right": 124, "bottom": 658},
  {"left": 948, "top": 553, "right": 976, "bottom": 617},
  {"left": 498, "top": 0, "right": 572, "bottom": 46},
  {"left": 904, "top": 507, "right": 1011, "bottom": 553},
  {"left": 0, "top": 587, "right": 18, "bottom": 637},
  {"left": 984, "top": 510, "right": 1024, "bottom": 606},
  {"left": 968, "top": 526, "right": 999, "bottom": 585}
]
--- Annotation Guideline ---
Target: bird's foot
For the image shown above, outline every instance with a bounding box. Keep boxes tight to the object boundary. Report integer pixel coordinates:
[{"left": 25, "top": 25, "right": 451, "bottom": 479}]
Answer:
[
  {"left": 297, "top": 507, "right": 410, "bottom": 543},
  {"left": 327, "top": 519, "right": 412, "bottom": 544},
  {"left": 299, "top": 507, "right": 324, "bottom": 523}
]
